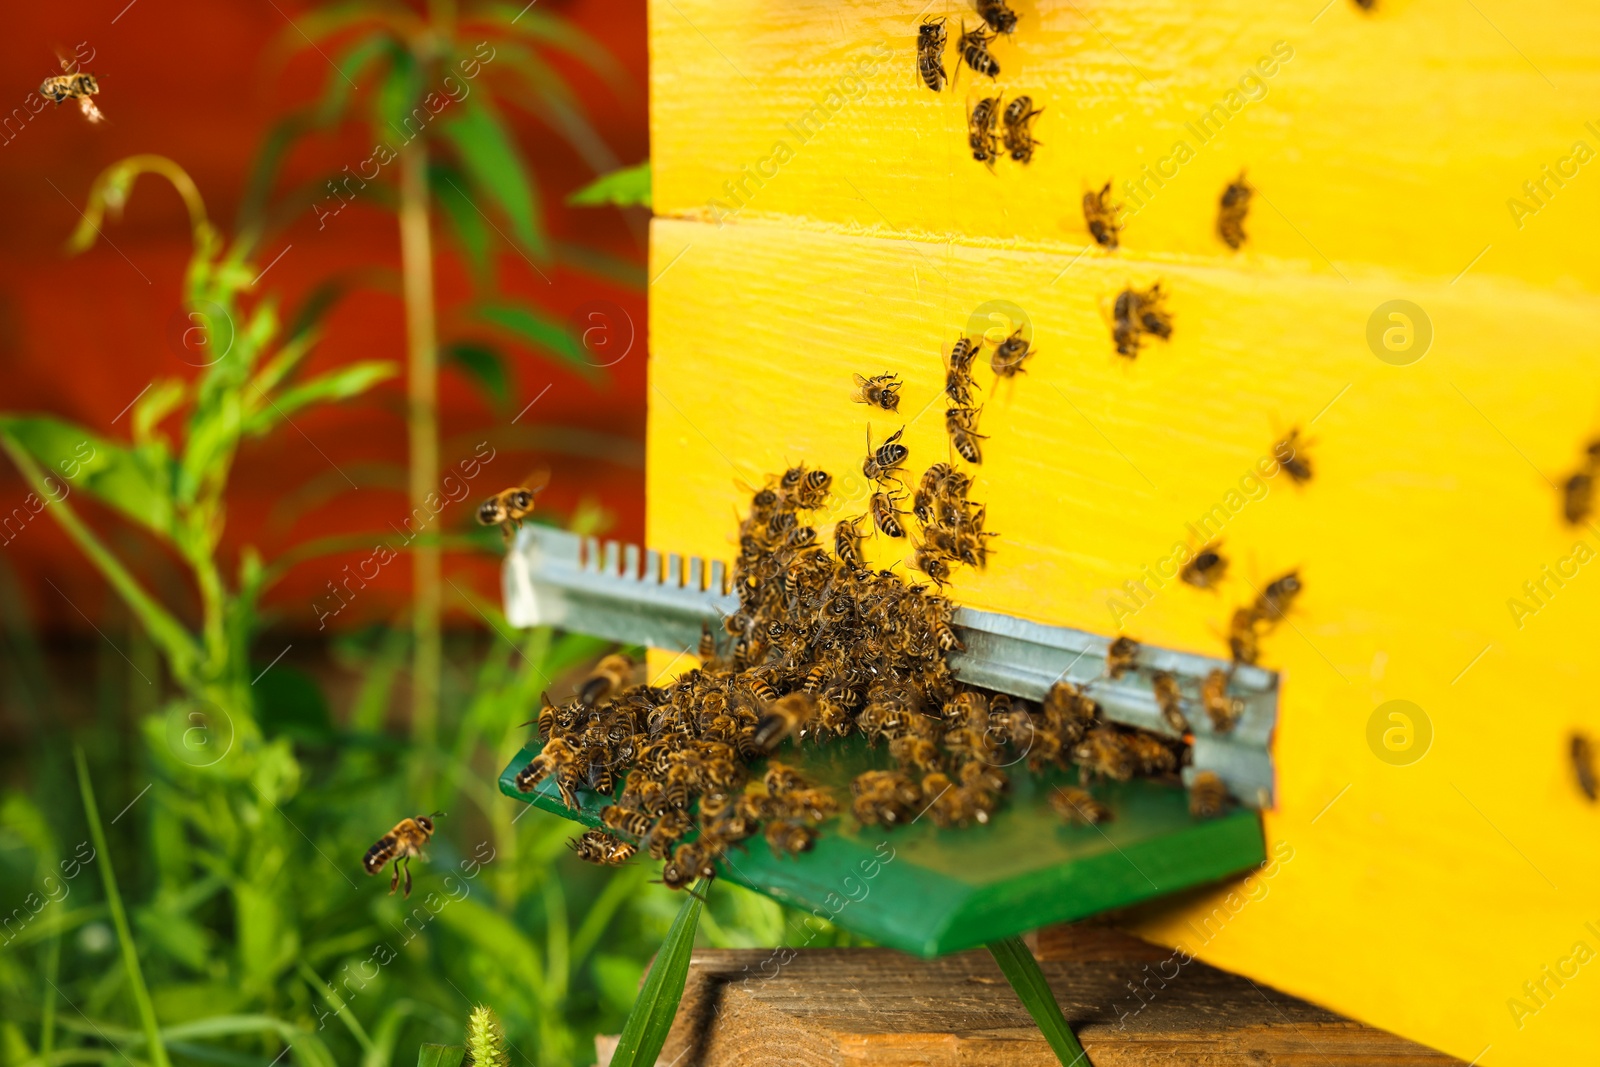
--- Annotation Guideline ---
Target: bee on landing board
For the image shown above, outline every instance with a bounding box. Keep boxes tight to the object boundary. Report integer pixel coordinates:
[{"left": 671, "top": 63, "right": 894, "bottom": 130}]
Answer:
[
  {"left": 41, "top": 58, "right": 104, "bottom": 124},
  {"left": 569, "top": 829, "right": 636, "bottom": 866},
  {"left": 363, "top": 812, "right": 442, "bottom": 897},
  {"left": 917, "top": 16, "right": 949, "bottom": 93},
  {"left": 1217, "top": 172, "right": 1253, "bottom": 249},
  {"left": 991, "top": 329, "right": 1032, "bottom": 378},
  {"left": 949, "top": 335, "right": 979, "bottom": 373},
  {"left": 957, "top": 21, "right": 1001, "bottom": 80},
  {"left": 946, "top": 406, "right": 986, "bottom": 464},
  {"left": 1201, "top": 668, "right": 1242, "bottom": 734},
  {"left": 1112, "top": 284, "right": 1172, "bottom": 358},
  {"left": 967, "top": 94, "right": 1002, "bottom": 167},
  {"left": 853, "top": 372, "right": 903, "bottom": 412},
  {"left": 476, "top": 468, "right": 551, "bottom": 544},
  {"left": 1151, "top": 670, "right": 1189, "bottom": 734},
  {"left": 1273, "top": 428, "right": 1313, "bottom": 484},
  {"left": 1188, "top": 771, "right": 1229, "bottom": 819},
  {"left": 863, "top": 426, "right": 909, "bottom": 484},
  {"left": 1001, "top": 95, "right": 1042, "bottom": 164},
  {"left": 1570, "top": 732, "right": 1596, "bottom": 802},
  {"left": 1560, "top": 440, "right": 1600, "bottom": 525},
  {"left": 870, "top": 489, "right": 908, "bottom": 538},
  {"left": 1051, "top": 786, "right": 1109, "bottom": 826},
  {"left": 1104, "top": 636, "right": 1140, "bottom": 679},
  {"left": 1180, "top": 542, "right": 1228, "bottom": 589},
  {"left": 1083, "top": 182, "right": 1122, "bottom": 249},
  {"left": 976, "top": 0, "right": 1019, "bottom": 35}
]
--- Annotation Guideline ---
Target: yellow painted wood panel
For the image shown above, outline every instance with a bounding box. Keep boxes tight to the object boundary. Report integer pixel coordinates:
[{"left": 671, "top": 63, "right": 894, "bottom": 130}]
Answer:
[
  {"left": 650, "top": 0, "right": 1600, "bottom": 291},
  {"left": 644, "top": 217, "right": 1600, "bottom": 1067}
]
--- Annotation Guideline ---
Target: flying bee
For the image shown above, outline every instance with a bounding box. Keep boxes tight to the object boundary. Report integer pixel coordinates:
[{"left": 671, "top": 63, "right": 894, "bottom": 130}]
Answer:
[
  {"left": 917, "top": 15, "right": 949, "bottom": 92},
  {"left": 1255, "top": 570, "right": 1303, "bottom": 624},
  {"left": 41, "top": 58, "right": 104, "bottom": 124},
  {"left": 1051, "top": 786, "right": 1109, "bottom": 826},
  {"left": 946, "top": 406, "right": 986, "bottom": 464},
  {"left": 1151, "top": 671, "right": 1189, "bottom": 734},
  {"left": 569, "top": 829, "right": 636, "bottom": 866},
  {"left": 1188, "top": 771, "right": 1229, "bottom": 819},
  {"left": 579, "top": 653, "right": 634, "bottom": 707},
  {"left": 870, "top": 490, "right": 908, "bottom": 538},
  {"left": 1180, "top": 542, "right": 1228, "bottom": 589},
  {"left": 1572, "top": 732, "right": 1597, "bottom": 802},
  {"left": 1273, "top": 428, "right": 1313, "bottom": 484},
  {"left": 949, "top": 335, "right": 979, "bottom": 373},
  {"left": 756, "top": 692, "right": 818, "bottom": 750},
  {"left": 863, "top": 426, "right": 909, "bottom": 484},
  {"left": 1001, "top": 95, "right": 1042, "bottom": 163},
  {"left": 991, "top": 329, "right": 1032, "bottom": 378},
  {"left": 1105, "top": 636, "right": 1140, "bottom": 679},
  {"left": 363, "top": 812, "right": 442, "bottom": 897},
  {"left": 853, "top": 372, "right": 903, "bottom": 412},
  {"left": 967, "top": 93, "right": 1002, "bottom": 167},
  {"left": 1083, "top": 182, "right": 1121, "bottom": 249},
  {"left": 1201, "top": 668, "right": 1242, "bottom": 733},
  {"left": 1217, "top": 172, "right": 1253, "bottom": 249},
  {"left": 957, "top": 21, "right": 1001, "bottom": 79},
  {"left": 1112, "top": 283, "right": 1172, "bottom": 358},
  {"left": 476, "top": 468, "right": 551, "bottom": 544},
  {"left": 975, "top": 0, "right": 1019, "bottom": 33}
]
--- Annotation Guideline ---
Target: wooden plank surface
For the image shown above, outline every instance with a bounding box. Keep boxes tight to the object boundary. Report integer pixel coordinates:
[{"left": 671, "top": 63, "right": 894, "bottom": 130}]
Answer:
[
  {"left": 657, "top": 936, "right": 1466, "bottom": 1066},
  {"left": 643, "top": 217, "right": 1600, "bottom": 1066},
  {"left": 649, "top": 0, "right": 1600, "bottom": 290}
]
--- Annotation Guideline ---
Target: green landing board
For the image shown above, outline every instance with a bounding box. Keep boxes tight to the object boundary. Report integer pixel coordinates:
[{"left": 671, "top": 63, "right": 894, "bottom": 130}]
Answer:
[{"left": 498, "top": 738, "right": 1264, "bottom": 958}]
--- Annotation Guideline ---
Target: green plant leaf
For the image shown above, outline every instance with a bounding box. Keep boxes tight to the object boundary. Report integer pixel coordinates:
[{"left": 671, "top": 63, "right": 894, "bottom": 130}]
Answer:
[
  {"left": 415, "top": 1046, "right": 464, "bottom": 1067},
  {"left": 476, "top": 5, "right": 631, "bottom": 96},
  {"left": 437, "top": 97, "right": 546, "bottom": 260},
  {"left": 432, "top": 165, "right": 494, "bottom": 286},
  {"left": 374, "top": 43, "right": 421, "bottom": 137},
  {"left": 568, "top": 162, "right": 651, "bottom": 209},
  {"left": 244, "top": 361, "right": 397, "bottom": 436},
  {"left": 987, "top": 936, "right": 1088, "bottom": 1067},
  {"left": 443, "top": 342, "right": 512, "bottom": 411},
  {"left": 0, "top": 416, "right": 174, "bottom": 538},
  {"left": 610, "top": 879, "right": 708, "bottom": 1067},
  {"left": 470, "top": 303, "right": 594, "bottom": 378}
]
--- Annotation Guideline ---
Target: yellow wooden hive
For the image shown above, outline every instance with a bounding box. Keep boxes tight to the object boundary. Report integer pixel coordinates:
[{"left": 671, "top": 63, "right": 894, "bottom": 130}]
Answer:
[{"left": 643, "top": 2, "right": 1600, "bottom": 1063}]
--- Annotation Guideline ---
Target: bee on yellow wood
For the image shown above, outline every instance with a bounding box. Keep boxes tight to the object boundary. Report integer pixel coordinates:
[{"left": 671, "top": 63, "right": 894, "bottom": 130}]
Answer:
[
  {"left": 1217, "top": 171, "right": 1253, "bottom": 249},
  {"left": 834, "top": 514, "right": 866, "bottom": 566},
  {"left": 1083, "top": 182, "right": 1121, "bottom": 249},
  {"left": 794, "top": 468, "right": 833, "bottom": 510},
  {"left": 476, "top": 468, "right": 551, "bottom": 544},
  {"left": 1104, "top": 636, "right": 1140, "bottom": 679},
  {"left": 991, "top": 328, "right": 1032, "bottom": 378},
  {"left": 1228, "top": 606, "right": 1260, "bottom": 666},
  {"left": 1180, "top": 542, "right": 1228, "bottom": 589},
  {"left": 41, "top": 59, "right": 104, "bottom": 124},
  {"left": 1112, "top": 283, "right": 1172, "bottom": 358},
  {"left": 1201, "top": 668, "right": 1242, "bottom": 734},
  {"left": 863, "top": 426, "right": 909, "bottom": 484},
  {"left": 853, "top": 372, "right": 903, "bottom": 412},
  {"left": 870, "top": 490, "right": 908, "bottom": 538},
  {"left": 569, "top": 829, "right": 636, "bottom": 866},
  {"left": 976, "top": 0, "right": 1019, "bottom": 34},
  {"left": 1560, "top": 440, "right": 1600, "bottom": 524},
  {"left": 967, "top": 93, "right": 1002, "bottom": 166},
  {"left": 957, "top": 21, "right": 1001, "bottom": 80},
  {"left": 1002, "top": 95, "right": 1042, "bottom": 163},
  {"left": 1273, "top": 428, "right": 1313, "bottom": 484},
  {"left": 1571, "top": 732, "right": 1596, "bottom": 802},
  {"left": 1151, "top": 670, "right": 1189, "bottom": 734},
  {"left": 1188, "top": 771, "right": 1229, "bottom": 819},
  {"left": 912, "top": 543, "right": 956, "bottom": 586},
  {"left": 949, "top": 335, "right": 980, "bottom": 373},
  {"left": 946, "top": 359, "right": 979, "bottom": 406},
  {"left": 1254, "top": 570, "right": 1303, "bottom": 624},
  {"left": 363, "top": 812, "right": 442, "bottom": 897},
  {"left": 946, "top": 406, "right": 986, "bottom": 464},
  {"left": 1051, "top": 786, "right": 1109, "bottom": 826},
  {"left": 917, "top": 15, "right": 949, "bottom": 93},
  {"left": 579, "top": 653, "right": 634, "bottom": 707}
]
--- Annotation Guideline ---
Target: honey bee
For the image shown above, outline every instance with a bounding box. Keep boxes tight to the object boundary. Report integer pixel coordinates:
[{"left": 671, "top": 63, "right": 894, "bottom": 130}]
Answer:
[
  {"left": 1001, "top": 95, "right": 1042, "bottom": 163},
  {"left": 863, "top": 426, "right": 909, "bottom": 484},
  {"left": 949, "top": 336, "right": 979, "bottom": 373},
  {"left": 1201, "top": 668, "right": 1242, "bottom": 734},
  {"left": 515, "top": 735, "right": 578, "bottom": 799},
  {"left": 521, "top": 691, "right": 559, "bottom": 739},
  {"left": 580, "top": 653, "right": 634, "bottom": 707},
  {"left": 851, "top": 769, "right": 922, "bottom": 827},
  {"left": 946, "top": 406, "right": 986, "bottom": 464},
  {"left": 1112, "top": 284, "right": 1172, "bottom": 358},
  {"left": 643, "top": 810, "right": 693, "bottom": 859},
  {"left": 1083, "top": 182, "right": 1121, "bottom": 249},
  {"left": 870, "top": 491, "right": 908, "bottom": 538},
  {"left": 1227, "top": 606, "right": 1260, "bottom": 666},
  {"left": 40, "top": 59, "right": 104, "bottom": 124},
  {"left": 764, "top": 821, "right": 817, "bottom": 857},
  {"left": 756, "top": 692, "right": 818, "bottom": 750},
  {"left": 569, "top": 829, "right": 636, "bottom": 866},
  {"left": 476, "top": 468, "right": 551, "bottom": 543},
  {"left": 1255, "top": 570, "right": 1303, "bottom": 624},
  {"left": 1188, "top": 771, "right": 1229, "bottom": 819},
  {"left": 853, "top": 373, "right": 903, "bottom": 412},
  {"left": 1560, "top": 441, "right": 1599, "bottom": 524},
  {"left": 1105, "top": 636, "right": 1139, "bottom": 680},
  {"left": 363, "top": 812, "right": 442, "bottom": 897},
  {"left": 912, "top": 543, "right": 956, "bottom": 586},
  {"left": 1179, "top": 542, "right": 1227, "bottom": 589},
  {"left": 991, "top": 329, "right": 1032, "bottom": 378},
  {"left": 957, "top": 21, "right": 1001, "bottom": 79},
  {"left": 920, "top": 772, "right": 975, "bottom": 827},
  {"left": 1217, "top": 172, "right": 1253, "bottom": 249},
  {"left": 1572, "top": 732, "right": 1597, "bottom": 802},
  {"left": 1273, "top": 428, "right": 1313, "bottom": 484},
  {"left": 967, "top": 93, "right": 1002, "bottom": 166},
  {"left": 1051, "top": 786, "right": 1109, "bottom": 826},
  {"left": 890, "top": 734, "right": 946, "bottom": 774},
  {"left": 834, "top": 515, "right": 866, "bottom": 566},
  {"left": 795, "top": 468, "right": 833, "bottom": 510},
  {"left": 1075, "top": 726, "right": 1135, "bottom": 782},
  {"left": 762, "top": 761, "right": 810, "bottom": 796},
  {"left": 946, "top": 360, "right": 979, "bottom": 406},
  {"left": 600, "top": 803, "right": 654, "bottom": 839},
  {"left": 1150, "top": 671, "right": 1189, "bottom": 734},
  {"left": 975, "top": 0, "right": 1019, "bottom": 34},
  {"left": 917, "top": 15, "right": 949, "bottom": 93}
]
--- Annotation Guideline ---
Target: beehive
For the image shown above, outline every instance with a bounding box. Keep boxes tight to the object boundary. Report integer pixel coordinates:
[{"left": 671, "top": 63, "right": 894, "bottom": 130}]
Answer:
[{"left": 643, "top": 3, "right": 1600, "bottom": 1063}]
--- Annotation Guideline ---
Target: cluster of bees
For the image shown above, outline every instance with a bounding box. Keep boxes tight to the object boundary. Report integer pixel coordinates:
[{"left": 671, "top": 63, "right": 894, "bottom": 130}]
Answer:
[{"left": 916, "top": 4, "right": 1043, "bottom": 168}]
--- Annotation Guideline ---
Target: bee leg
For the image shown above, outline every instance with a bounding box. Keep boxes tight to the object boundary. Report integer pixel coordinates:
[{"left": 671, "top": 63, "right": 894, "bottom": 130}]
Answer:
[
  {"left": 402, "top": 857, "right": 413, "bottom": 898},
  {"left": 501, "top": 523, "right": 513, "bottom": 546},
  {"left": 388, "top": 863, "right": 400, "bottom": 895}
]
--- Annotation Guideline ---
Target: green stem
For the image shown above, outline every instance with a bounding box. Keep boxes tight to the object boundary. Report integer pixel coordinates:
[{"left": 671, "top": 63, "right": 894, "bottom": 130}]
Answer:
[
  {"left": 398, "top": 138, "right": 441, "bottom": 753},
  {"left": 987, "top": 936, "right": 1089, "bottom": 1067},
  {"left": 74, "top": 747, "right": 173, "bottom": 1067},
  {"left": 40, "top": 928, "right": 61, "bottom": 1061}
]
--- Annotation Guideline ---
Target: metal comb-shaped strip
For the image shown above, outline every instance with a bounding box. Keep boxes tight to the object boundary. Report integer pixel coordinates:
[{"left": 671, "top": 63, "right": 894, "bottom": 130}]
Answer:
[{"left": 504, "top": 525, "right": 1278, "bottom": 807}]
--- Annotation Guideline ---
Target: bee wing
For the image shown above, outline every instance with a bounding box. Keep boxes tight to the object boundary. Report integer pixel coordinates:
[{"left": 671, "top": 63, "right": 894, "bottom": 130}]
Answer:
[
  {"left": 79, "top": 97, "right": 105, "bottom": 124},
  {"left": 523, "top": 465, "right": 552, "bottom": 494}
]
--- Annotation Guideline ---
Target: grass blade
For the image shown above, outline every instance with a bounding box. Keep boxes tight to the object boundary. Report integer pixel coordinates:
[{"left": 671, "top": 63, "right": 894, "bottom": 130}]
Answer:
[
  {"left": 987, "top": 936, "right": 1088, "bottom": 1067},
  {"left": 609, "top": 879, "right": 708, "bottom": 1067},
  {"left": 415, "top": 1045, "right": 464, "bottom": 1067},
  {"left": 74, "top": 747, "right": 173, "bottom": 1067}
]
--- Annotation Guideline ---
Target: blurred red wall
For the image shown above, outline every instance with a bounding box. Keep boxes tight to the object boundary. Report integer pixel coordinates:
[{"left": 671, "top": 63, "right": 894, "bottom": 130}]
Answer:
[{"left": 0, "top": 0, "right": 648, "bottom": 636}]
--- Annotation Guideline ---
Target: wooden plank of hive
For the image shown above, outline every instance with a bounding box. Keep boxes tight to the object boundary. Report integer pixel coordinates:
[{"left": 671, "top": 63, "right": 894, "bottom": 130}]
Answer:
[
  {"left": 645, "top": 2, "right": 1600, "bottom": 1064},
  {"left": 656, "top": 934, "right": 1467, "bottom": 1066}
]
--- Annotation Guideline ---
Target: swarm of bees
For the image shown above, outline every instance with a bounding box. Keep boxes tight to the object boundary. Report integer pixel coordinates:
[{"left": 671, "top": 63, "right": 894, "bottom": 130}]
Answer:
[
  {"left": 1560, "top": 439, "right": 1600, "bottom": 525},
  {"left": 1112, "top": 283, "right": 1174, "bottom": 358},
  {"left": 41, "top": 59, "right": 104, "bottom": 124},
  {"left": 363, "top": 812, "right": 442, "bottom": 896},
  {"left": 1217, "top": 172, "right": 1254, "bottom": 249}
]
